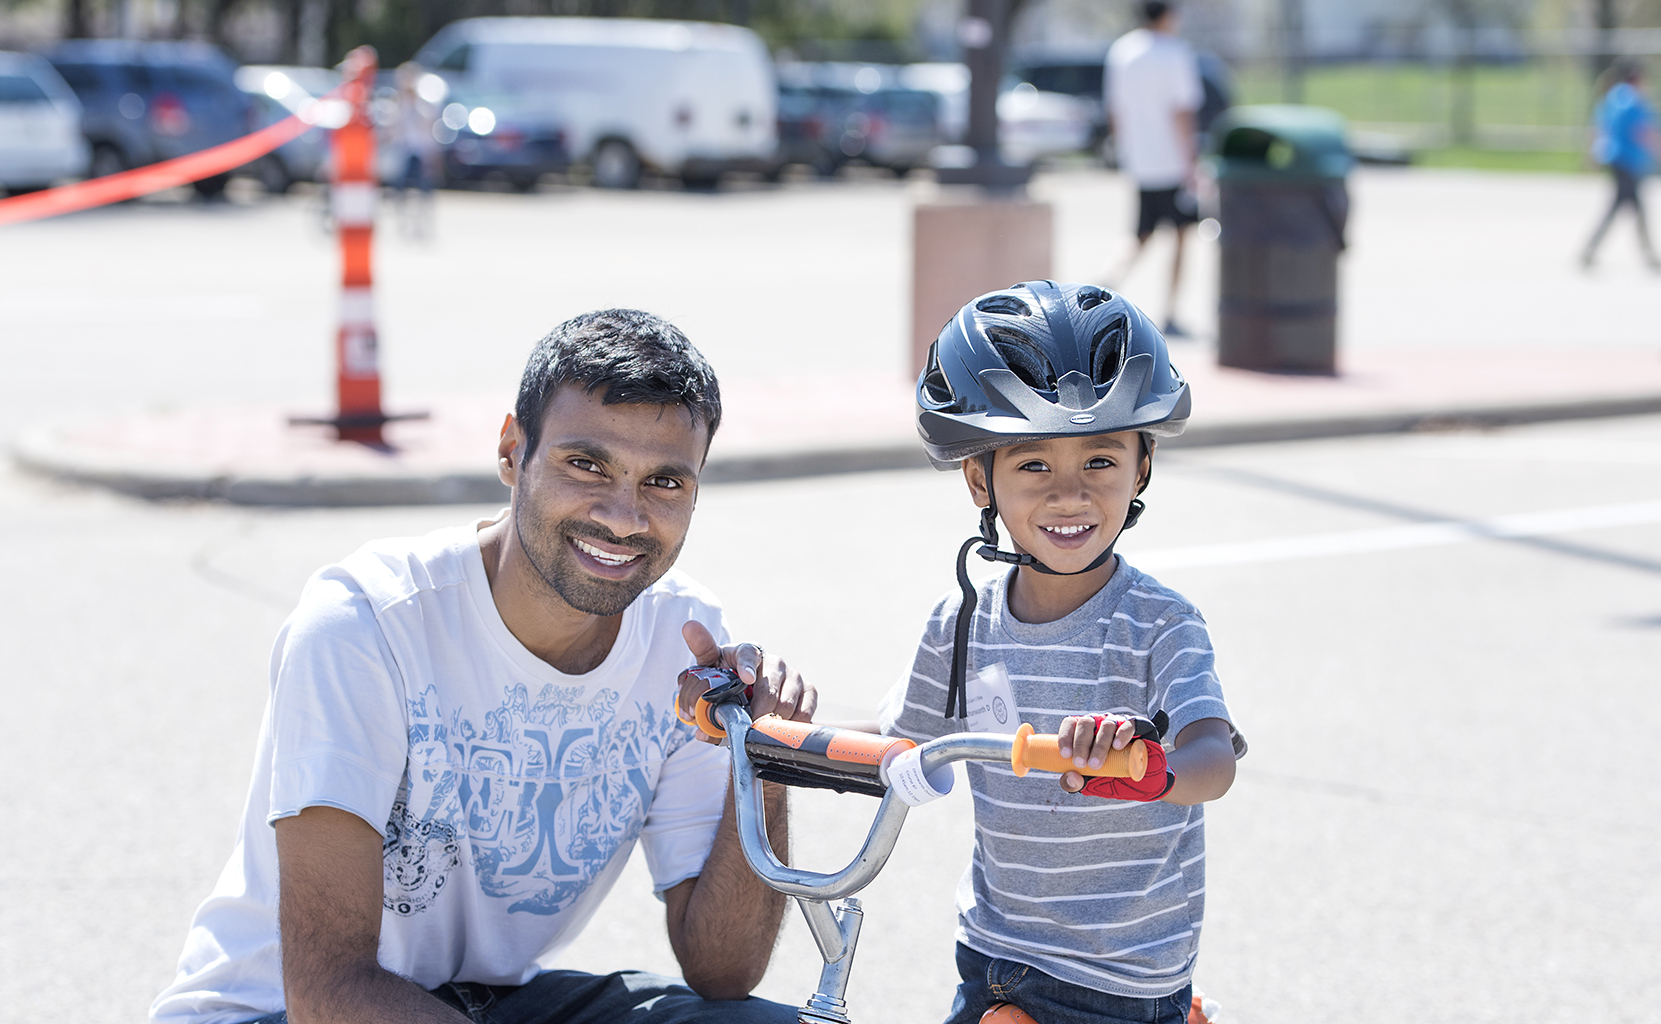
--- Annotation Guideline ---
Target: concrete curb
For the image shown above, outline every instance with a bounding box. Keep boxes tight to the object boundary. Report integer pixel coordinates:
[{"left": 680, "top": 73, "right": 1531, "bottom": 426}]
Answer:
[
  {"left": 14, "top": 390, "right": 1661, "bottom": 506},
  {"left": 1164, "top": 392, "right": 1661, "bottom": 448}
]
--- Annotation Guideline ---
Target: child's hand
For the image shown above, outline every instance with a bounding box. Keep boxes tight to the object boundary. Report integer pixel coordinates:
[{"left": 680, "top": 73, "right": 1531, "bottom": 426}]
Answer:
[
  {"left": 1057, "top": 714, "right": 1175, "bottom": 801},
  {"left": 1056, "top": 714, "right": 1137, "bottom": 769}
]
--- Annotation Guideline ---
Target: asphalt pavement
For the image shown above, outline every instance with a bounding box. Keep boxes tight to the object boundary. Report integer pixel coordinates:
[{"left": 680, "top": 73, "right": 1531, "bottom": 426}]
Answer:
[{"left": 3, "top": 413, "right": 1659, "bottom": 1024}]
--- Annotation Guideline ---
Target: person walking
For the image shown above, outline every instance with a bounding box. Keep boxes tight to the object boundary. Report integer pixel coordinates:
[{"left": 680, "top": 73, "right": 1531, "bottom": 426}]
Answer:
[
  {"left": 1582, "top": 61, "right": 1660, "bottom": 270},
  {"left": 1104, "top": 1, "right": 1203, "bottom": 335},
  {"left": 393, "top": 61, "right": 443, "bottom": 237}
]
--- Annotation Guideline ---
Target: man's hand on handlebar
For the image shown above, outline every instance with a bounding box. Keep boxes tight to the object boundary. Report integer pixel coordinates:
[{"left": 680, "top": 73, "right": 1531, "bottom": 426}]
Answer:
[{"left": 680, "top": 621, "right": 817, "bottom": 744}]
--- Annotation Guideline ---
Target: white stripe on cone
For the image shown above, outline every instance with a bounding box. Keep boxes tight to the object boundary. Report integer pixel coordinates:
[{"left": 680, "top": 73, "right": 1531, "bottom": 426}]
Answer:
[
  {"left": 340, "top": 287, "right": 375, "bottom": 329},
  {"left": 332, "top": 181, "right": 377, "bottom": 226},
  {"left": 341, "top": 326, "right": 379, "bottom": 377}
]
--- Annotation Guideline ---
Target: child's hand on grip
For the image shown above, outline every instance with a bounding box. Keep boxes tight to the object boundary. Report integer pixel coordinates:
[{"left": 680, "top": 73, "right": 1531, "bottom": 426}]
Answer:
[{"left": 1060, "top": 714, "right": 1175, "bottom": 801}]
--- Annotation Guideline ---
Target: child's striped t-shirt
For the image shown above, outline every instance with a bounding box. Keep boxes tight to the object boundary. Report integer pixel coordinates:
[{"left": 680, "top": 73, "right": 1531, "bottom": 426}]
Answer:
[{"left": 878, "top": 558, "right": 1244, "bottom": 1000}]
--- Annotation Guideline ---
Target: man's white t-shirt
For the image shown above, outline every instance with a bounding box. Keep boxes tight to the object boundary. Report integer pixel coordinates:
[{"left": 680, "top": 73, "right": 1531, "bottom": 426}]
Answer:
[
  {"left": 151, "top": 516, "right": 732, "bottom": 1024},
  {"left": 1106, "top": 28, "right": 1203, "bottom": 189}
]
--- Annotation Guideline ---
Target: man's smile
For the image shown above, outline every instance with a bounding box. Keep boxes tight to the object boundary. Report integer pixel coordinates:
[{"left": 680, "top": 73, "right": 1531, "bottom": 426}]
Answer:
[{"left": 571, "top": 535, "right": 643, "bottom": 569}]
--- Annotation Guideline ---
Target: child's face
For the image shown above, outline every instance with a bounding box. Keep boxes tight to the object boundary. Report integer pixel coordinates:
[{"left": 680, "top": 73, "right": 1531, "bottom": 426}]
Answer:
[{"left": 965, "top": 431, "right": 1150, "bottom": 574}]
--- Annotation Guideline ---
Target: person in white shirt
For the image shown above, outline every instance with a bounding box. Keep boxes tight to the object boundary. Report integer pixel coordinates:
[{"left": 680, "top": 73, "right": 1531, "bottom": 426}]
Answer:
[
  {"left": 1105, "top": 1, "right": 1203, "bottom": 336},
  {"left": 151, "top": 309, "right": 816, "bottom": 1024}
]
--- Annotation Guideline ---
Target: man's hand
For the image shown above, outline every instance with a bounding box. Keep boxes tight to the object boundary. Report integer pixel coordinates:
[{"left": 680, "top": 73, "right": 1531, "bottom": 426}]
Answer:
[
  {"left": 666, "top": 622, "right": 800, "bottom": 998},
  {"left": 679, "top": 621, "right": 816, "bottom": 741}
]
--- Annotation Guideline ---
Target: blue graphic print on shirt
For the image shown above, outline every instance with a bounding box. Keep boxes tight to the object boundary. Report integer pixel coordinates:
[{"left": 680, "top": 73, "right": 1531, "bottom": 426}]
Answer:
[{"left": 385, "top": 679, "right": 690, "bottom": 917}]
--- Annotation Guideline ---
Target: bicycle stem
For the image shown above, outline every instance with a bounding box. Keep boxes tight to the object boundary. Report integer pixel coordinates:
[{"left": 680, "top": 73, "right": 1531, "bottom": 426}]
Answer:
[{"left": 713, "top": 703, "right": 896, "bottom": 1024}]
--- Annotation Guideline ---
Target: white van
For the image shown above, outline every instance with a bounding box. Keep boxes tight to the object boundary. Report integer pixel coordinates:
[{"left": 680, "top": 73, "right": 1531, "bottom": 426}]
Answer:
[{"left": 414, "top": 17, "right": 776, "bottom": 188}]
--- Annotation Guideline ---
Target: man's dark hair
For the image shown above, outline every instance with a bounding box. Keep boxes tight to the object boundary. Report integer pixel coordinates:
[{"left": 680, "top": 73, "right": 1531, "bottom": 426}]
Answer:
[
  {"left": 1142, "top": 1, "right": 1172, "bottom": 24},
  {"left": 514, "top": 309, "right": 722, "bottom": 459}
]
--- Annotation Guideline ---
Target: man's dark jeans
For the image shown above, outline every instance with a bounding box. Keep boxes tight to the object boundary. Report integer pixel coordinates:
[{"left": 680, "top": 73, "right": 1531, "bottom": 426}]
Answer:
[{"left": 248, "top": 968, "right": 796, "bottom": 1024}]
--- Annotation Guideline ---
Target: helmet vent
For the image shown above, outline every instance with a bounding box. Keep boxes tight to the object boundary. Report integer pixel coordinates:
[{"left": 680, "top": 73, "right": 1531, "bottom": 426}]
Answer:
[
  {"left": 976, "top": 294, "right": 1032, "bottom": 317},
  {"left": 1089, "top": 316, "right": 1127, "bottom": 386},
  {"left": 1076, "top": 286, "right": 1113, "bottom": 311},
  {"left": 921, "top": 343, "right": 957, "bottom": 407},
  {"left": 988, "top": 328, "right": 1057, "bottom": 391}
]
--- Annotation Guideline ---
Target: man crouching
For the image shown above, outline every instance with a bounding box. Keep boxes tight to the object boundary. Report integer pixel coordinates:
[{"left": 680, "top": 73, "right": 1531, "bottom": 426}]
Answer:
[{"left": 152, "top": 309, "right": 812, "bottom": 1024}]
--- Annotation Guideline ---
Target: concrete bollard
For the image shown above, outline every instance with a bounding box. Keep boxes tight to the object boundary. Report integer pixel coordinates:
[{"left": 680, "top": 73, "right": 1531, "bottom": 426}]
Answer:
[{"left": 910, "top": 198, "right": 1053, "bottom": 378}]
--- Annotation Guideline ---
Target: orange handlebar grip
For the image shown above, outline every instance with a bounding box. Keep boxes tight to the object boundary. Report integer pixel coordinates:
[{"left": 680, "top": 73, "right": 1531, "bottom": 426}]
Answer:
[
  {"left": 1010, "top": 723, "right": 1148, "bottom": 781},
  {"left": 693, "top": 697, "right": 725, "bottom": 739}
]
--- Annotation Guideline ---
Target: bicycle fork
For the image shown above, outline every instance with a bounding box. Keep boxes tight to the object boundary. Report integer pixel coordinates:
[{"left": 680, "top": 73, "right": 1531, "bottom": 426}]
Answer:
[{"left": 795, "top": 896, "right": 865, "bottom": 1024}]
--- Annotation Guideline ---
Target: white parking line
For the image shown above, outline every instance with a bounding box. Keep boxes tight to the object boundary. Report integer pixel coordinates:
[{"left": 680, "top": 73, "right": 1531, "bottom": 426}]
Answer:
[{"left": 1132, "top": 499, "right": 1661, "bottom": 571}]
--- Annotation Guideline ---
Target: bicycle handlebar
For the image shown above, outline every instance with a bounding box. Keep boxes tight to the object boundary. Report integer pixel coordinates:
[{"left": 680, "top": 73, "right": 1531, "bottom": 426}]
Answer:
[
  {"left": 688, "top": 689, "right": 1149, "bottom": 787},
  {"left": 691, "top": 688, "right": 1151, "bottom": 901}
]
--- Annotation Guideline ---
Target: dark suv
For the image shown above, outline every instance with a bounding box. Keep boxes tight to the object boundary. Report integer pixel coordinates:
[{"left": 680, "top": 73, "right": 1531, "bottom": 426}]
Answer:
[
  {"left": 44, "top": 40, "right": 253, "bottom": 196},
  {"left": 777, "top": 66, "right": 942, "bottom": 177}
]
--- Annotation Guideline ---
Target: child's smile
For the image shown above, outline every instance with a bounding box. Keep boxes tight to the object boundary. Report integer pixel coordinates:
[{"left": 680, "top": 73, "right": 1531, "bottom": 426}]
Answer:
[{"left": 1040, "top": 522, "right": 1098, "bottom": 548}]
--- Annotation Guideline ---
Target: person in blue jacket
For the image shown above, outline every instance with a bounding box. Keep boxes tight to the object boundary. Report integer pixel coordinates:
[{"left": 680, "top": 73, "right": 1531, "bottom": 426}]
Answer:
[{"left": 1583, "top": 61, "right": 1661, "bottom": 269}]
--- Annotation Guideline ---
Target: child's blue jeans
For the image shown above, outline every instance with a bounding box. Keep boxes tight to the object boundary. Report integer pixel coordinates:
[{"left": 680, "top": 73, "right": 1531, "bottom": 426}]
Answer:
[{"left": 944, "top": 943, "right": 1192, "bottom": 1024}]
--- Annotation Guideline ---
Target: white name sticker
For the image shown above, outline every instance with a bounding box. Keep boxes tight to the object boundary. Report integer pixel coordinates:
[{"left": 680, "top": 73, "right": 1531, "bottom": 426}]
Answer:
[
  {"left": 882, "top": 744, "right": 955, "bottom": 806},
  {"left": 964, "top": 662, "right": 1021, "bottom": 735}
]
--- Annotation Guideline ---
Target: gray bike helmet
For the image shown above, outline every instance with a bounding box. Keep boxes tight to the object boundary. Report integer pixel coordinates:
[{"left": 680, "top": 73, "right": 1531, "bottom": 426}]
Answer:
[
  {"left": 917, "top": 280, "right": 1189, "bottom": 467},
  {"left": 918, "top": 281, "right": 1191, "bottom": 719}
]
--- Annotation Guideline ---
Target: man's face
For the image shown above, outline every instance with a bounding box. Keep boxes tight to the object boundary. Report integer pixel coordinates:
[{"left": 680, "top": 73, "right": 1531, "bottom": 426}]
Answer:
[
  {"left": 507, "top": 385, "right": 706, "bottom": 616},
  {"left": 966, "top": 431, "right": 1149, "bottom": 574}
]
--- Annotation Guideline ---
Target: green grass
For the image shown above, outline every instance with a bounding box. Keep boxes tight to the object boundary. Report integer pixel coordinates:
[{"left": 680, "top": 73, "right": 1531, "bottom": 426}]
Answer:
[
  {"left": 1409, "top": 147, "right": 1590, "bottom": 173},
  {"left": 1231, "top": 60, "right": 1619, "bottom": 171},
  {"left": 1234, "top": 60, "right": 1602, "bottom": 128}
]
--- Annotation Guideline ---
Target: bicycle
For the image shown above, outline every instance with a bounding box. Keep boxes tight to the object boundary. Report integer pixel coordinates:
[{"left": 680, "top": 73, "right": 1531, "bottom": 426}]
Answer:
[{"left": 679, "top": 668, "right": 1215, "bottom": 1024}]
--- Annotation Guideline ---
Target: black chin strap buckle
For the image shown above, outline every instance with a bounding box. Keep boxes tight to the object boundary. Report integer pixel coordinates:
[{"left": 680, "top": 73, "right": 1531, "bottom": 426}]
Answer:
[{"left": 1124, "top": 499, "right": 1146, "bottom": 531}]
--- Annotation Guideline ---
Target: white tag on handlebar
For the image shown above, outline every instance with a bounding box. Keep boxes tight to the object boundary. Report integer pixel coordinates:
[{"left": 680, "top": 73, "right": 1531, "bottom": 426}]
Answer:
[{"left": 882, "top": 744, "right": 955, "bottom": 806}]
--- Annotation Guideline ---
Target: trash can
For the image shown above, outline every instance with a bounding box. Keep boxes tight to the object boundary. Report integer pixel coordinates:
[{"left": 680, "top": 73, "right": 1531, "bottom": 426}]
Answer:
[{"left": 1208, "top": 105, "right": 1353, "bottom": 374}]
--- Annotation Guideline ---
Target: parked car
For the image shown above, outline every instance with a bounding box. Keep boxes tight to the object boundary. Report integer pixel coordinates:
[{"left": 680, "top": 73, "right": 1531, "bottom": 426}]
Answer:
[
  {"left": 432, "top": 82, "right": 569, "bottom": 191},
  {"left": 0, "top": 51, "right": 89, "bottom": 193},
  {"left": 235, "top": 64, "right": 336, "bottom": 192},
  {"left": 44, "top": 40, "right": 254, "bottom": 196},
  {"left": 414, "top": 17, "right": 776, "bottom": 189},
  {"left": 998, "top": 82, "right": 1095, "bottom": 163},
  {"left": 1016, "top": 48, "right": 1234, "bottom": 157},
  {"left": 775, "top": 64, "right": 941, "bottom": 176},
  {"left": 775, "top": 82, "right": 850, "bottom": 175},
  {"left": 897, "top": 62, "right": 1094, "bottom": 164},
  {"left": 1011, "top": 55, "right": 1110, "bottom": 150}
]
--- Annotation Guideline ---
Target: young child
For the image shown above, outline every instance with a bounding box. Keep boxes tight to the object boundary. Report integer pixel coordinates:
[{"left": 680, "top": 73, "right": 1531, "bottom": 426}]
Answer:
[{"left": 883, "top": 281, "right": 1247, "bottom": 1024}]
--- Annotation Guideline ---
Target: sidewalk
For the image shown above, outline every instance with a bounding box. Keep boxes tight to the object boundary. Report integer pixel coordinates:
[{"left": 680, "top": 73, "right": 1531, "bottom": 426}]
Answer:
[
  {"left": 16, "top": 345, "right": 1661, "bottom": 505},
  {"left": 10, "top": 167, "right": 1661, "bottom": 505}
]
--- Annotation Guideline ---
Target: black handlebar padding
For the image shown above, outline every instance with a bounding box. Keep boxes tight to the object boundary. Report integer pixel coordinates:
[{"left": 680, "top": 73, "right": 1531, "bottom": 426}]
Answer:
[{"left": 745, "top": 733, "right": 889, "bottom": 798}]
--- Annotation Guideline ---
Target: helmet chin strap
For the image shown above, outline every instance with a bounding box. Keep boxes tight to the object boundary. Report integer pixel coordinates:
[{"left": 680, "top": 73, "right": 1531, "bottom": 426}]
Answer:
[{"left": 945, "top": 454, "right": 1146, "bottom": 719}]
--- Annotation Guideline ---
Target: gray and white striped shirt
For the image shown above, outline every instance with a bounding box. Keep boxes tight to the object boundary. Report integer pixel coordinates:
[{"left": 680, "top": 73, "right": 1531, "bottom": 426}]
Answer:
[{"left": 878, "top": 558, "right": 1242, "bottom": 1000}]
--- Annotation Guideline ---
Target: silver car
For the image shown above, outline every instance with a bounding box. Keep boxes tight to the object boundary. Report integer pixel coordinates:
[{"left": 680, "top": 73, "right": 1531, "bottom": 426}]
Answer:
[
  {"left": 235, "top": 64, "right": 338, "bottom": 191},
  {"left": 0, "top": 52, "right": 89, "bottom": 193}
]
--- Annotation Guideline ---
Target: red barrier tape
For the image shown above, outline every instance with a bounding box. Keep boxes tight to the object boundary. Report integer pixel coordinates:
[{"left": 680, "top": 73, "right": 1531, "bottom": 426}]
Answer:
[{"left": 0, "top": 95, "right": 341, "bottom": 228}]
